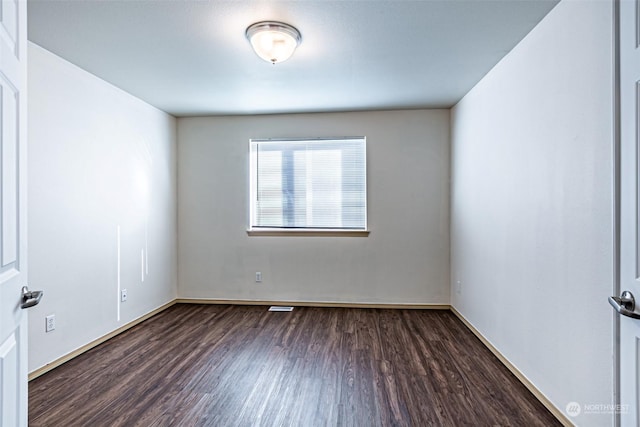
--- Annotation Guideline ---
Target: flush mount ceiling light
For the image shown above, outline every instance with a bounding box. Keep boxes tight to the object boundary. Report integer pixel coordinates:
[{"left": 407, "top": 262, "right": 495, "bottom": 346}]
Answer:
[{"left": 245, "top": 21, "right": 301, "bottom": 64}]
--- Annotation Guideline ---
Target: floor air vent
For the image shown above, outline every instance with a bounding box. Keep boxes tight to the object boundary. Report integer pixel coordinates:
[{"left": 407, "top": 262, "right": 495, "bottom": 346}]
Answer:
[{"left": 269, "top": 306, "right": 294, "bottom": 312}]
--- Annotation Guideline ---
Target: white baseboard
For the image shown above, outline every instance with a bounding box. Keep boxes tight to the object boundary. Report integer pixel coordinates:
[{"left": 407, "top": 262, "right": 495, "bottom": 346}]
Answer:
[
  {"left": 450, "top": 306, "right": 574, "bottom": 427},
  {"left": 28, "top": 300, "right": 176, "bottom": 381},
  {"left": 175, "top": 297, "right": 449, "bottom": 310}
]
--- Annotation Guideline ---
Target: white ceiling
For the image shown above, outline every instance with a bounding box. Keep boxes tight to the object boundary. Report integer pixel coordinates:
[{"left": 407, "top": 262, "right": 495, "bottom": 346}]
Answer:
[{"left": 27, "top": 0, "right": 558, "bottom": 117}]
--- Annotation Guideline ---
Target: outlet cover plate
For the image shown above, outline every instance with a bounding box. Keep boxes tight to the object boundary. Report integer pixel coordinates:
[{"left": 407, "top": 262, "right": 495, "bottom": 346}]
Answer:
[{"left": 45, "top": 314, "right": 55, "bottom": 332}]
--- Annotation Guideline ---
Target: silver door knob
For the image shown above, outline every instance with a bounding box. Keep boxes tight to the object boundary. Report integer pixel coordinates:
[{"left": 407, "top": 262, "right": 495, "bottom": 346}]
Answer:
[
  {"left": 609, "top": 291, "right": 640, "bottom": 319},
  {"left": 20, "top": 286, "right": 43, "bottom": 309}
]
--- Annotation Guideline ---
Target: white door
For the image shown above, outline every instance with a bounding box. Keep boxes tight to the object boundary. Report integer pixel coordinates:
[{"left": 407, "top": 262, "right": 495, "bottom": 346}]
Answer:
[
  {"left": 0, "top": 0, "right": 28, "bottom": 426},
  {"left": 615, "top": 0, "right": 640, "bottom": 425}
]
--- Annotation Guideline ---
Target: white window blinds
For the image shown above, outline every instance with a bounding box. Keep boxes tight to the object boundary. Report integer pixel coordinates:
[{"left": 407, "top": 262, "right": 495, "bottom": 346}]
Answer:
[{"left": 250, "top": 137, "right": 367, "bottom": 230}]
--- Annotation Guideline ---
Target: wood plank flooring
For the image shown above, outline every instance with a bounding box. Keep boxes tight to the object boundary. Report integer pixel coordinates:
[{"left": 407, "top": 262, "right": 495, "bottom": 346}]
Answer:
[{"left": 29, "top": 304, "right": 561, "bottom": 426}]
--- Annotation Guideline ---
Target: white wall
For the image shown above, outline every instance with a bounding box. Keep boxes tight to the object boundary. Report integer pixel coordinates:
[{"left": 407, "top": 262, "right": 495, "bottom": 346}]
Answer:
[
  {"left": 27, "top": 43, "right": 178, "bottom": 372},
  {"left": 450, "top": 1, "right": 613, "bottom": 426},
  {"left": 178, "top": 110, "right": 450, "bottom": 304}
]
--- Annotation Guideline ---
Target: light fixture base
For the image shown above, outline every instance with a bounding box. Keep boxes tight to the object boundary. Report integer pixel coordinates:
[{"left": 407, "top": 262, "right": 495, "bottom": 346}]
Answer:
[{"left": 246, "top": 21, "right": 302, "bottom": 64}]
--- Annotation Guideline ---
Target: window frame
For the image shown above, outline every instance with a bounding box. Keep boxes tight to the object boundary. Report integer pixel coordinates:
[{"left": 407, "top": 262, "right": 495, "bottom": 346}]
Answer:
[{"left": 248, "top": 137, "right": 369, "bottom": 236}]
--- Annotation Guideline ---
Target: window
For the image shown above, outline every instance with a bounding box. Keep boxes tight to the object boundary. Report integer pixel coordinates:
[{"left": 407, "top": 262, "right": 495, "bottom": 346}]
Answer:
[{"left": 249, "top": 137, "right": 367, "bottom": 232}]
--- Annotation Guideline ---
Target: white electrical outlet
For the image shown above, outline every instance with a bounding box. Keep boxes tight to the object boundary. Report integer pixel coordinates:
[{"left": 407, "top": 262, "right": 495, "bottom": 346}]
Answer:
[
  {"left": 456, "top": 280, "right": 462, "bottom": 294},
  {"left": 45, "top": 314, "right": 55, "bottom": 332},
  {"left": 255, "top": 272, "right": 262, "bottom": 283},
  {"left": 121, "top": 289, "right": 128, "bottom": 302}
]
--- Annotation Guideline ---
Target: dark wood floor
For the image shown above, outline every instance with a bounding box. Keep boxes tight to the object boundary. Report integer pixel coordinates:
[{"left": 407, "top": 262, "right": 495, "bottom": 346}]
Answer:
[{"left": 29, "top": 304, "right": 560, "bottom": 427}]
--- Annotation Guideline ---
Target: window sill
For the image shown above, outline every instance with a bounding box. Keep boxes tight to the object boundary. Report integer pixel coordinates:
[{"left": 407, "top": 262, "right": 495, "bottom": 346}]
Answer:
[{"left": 246, "top": 229, "right": 370, "bottom": 237}]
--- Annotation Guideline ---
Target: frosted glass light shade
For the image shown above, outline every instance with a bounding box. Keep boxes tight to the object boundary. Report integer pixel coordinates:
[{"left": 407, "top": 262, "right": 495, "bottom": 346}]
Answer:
[{"left": 246, "top": 21, "right": 301, "bottom": 64}]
